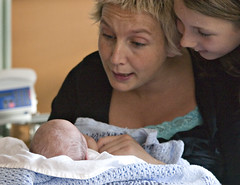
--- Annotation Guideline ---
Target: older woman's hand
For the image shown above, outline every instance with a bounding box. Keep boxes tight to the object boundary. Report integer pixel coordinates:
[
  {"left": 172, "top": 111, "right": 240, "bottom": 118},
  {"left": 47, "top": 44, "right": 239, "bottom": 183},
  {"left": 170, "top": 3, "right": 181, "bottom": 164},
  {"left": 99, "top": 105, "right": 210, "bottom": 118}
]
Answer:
[{"left": 97, "top": 134, "right": 164, "bottom": 165}]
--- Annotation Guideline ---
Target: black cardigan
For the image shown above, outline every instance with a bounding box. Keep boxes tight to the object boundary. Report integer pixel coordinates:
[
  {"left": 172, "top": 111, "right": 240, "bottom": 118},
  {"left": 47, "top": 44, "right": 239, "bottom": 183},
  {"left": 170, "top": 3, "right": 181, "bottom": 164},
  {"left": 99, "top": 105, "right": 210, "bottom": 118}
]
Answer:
[{"left": 49, "top": 51, "right": 240, "bottom": 184}]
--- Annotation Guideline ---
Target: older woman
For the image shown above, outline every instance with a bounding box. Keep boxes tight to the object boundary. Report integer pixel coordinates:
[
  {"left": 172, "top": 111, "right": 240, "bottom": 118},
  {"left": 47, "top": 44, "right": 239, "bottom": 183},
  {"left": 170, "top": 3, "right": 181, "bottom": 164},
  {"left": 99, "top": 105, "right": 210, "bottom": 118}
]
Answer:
[{"left": 46, "top": 0, "right": 239, "bottom": 183}]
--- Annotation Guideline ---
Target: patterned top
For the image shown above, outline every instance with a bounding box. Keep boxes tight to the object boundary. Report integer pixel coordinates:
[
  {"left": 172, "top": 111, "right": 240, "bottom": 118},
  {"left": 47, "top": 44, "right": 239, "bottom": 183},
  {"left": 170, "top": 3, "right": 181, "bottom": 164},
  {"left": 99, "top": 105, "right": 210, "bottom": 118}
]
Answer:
[{"left": 145, "top": 107, "right": 203, "bottom": 140}]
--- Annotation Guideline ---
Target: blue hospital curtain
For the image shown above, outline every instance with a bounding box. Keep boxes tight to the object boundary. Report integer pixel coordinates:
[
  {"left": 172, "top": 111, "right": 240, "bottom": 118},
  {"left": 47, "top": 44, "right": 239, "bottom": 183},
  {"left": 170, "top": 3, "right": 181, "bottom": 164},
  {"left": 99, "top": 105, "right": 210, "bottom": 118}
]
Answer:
[{"left": 0, "top": 0, "right": 11, "bottom": 70}]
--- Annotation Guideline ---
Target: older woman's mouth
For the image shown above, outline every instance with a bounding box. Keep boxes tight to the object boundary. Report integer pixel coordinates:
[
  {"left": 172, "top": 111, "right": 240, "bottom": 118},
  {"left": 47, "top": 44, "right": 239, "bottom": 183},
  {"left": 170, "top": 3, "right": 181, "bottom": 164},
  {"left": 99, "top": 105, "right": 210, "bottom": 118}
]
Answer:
[{"left": 112, "top": 71, "right": 134, "bottom": 81}]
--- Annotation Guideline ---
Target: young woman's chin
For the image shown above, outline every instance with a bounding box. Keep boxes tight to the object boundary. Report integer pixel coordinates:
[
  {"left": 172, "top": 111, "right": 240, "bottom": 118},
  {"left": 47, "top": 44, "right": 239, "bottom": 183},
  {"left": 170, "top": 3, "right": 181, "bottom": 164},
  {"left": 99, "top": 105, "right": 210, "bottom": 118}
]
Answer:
[{"left": 198, "top": 50, "right": 223, "bottom": 60}]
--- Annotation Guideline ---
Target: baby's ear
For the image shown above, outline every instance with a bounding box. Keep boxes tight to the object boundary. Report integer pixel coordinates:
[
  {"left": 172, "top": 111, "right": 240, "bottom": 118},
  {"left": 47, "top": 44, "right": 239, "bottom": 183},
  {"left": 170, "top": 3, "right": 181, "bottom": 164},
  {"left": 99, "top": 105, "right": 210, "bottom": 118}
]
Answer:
[{"left": 85, "top": 153, "right": 88, "bottom": 160}]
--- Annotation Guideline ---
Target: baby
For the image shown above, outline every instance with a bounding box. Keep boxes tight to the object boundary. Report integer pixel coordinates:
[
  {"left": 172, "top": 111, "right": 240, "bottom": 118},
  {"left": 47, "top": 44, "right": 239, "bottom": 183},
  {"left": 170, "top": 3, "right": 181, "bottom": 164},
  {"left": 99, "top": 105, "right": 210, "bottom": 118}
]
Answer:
[{"left": 30, "top": 119, "right": 98, "bottom": 160}]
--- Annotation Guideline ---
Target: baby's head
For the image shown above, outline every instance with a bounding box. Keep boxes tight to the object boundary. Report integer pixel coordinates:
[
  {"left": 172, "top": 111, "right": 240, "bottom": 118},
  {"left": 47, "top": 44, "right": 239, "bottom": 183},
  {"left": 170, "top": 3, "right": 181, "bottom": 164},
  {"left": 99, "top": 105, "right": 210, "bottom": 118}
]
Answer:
[{"left": 30, "top": 119, "right": 88, "bottom": 160}]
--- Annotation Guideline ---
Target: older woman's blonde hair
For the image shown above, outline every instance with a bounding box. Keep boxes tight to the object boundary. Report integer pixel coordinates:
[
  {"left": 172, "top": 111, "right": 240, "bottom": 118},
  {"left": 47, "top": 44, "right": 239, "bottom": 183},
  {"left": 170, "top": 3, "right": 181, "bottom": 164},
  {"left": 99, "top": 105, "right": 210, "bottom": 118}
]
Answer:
[{"left": 91, "top": 0, "right": 181, "bottom": 56}]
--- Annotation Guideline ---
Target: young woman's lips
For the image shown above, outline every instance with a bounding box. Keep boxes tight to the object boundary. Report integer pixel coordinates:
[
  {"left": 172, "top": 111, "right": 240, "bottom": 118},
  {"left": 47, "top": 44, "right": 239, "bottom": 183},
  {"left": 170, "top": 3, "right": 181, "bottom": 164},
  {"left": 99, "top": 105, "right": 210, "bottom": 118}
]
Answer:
[{"left": 112, "top": 71, "right": 133, "bottom": 81}]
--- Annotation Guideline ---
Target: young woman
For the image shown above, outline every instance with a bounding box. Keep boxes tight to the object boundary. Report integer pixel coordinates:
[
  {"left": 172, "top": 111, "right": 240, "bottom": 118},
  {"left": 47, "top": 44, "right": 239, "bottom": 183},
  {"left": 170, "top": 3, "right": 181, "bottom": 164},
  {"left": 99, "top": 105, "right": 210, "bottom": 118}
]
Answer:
[
  {"left": 174, "top": 0, "right": 240, "bottom": 184},
  {"left": 174, "top": 0, "right": 240, "bottom": 75}
]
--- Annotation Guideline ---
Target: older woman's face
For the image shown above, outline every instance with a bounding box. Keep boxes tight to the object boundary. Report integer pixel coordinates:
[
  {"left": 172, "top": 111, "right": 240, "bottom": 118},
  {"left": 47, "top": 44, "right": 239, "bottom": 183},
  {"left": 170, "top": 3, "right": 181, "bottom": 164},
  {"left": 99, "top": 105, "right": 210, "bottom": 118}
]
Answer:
[{"left": 98, "top": 4, "right": 170, "bottom": 92}]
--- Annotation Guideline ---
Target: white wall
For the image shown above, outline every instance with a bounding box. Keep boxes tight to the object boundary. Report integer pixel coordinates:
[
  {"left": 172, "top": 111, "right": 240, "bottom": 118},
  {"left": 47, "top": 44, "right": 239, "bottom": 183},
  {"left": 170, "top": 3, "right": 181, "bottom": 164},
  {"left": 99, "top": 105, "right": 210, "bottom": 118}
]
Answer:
[{"left": 12, "top": 0, "right": 98, "bottom": 113}]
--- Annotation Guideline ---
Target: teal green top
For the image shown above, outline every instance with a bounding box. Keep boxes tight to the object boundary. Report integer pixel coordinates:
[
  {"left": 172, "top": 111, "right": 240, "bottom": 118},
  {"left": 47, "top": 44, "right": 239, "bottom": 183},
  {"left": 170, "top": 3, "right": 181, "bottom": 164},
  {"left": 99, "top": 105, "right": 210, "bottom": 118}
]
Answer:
[{"left": 145, "top": 107, "right": 203, "bottom": 140}]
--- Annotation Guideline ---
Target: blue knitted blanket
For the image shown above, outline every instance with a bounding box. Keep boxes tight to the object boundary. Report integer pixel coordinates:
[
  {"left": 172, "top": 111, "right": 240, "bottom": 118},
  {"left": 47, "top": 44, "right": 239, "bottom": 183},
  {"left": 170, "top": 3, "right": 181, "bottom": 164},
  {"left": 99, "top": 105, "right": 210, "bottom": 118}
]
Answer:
[
  {"left": 0, "top": 163, "right": 220, "bottom": 185},
  {"left": 0, "top": 118, "right": 221, "bottom": 185},
  {"left": 75, "top": 117, "right": 185, "bottom": 164}
]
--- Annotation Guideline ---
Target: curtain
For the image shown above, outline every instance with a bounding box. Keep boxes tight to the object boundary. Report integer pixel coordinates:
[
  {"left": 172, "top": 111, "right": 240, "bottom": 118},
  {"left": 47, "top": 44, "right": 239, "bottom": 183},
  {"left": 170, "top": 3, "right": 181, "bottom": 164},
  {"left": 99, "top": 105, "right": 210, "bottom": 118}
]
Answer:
[
  {"left": 0, "top": 0, "right": 11, "bottom": 136},
  {"left": 0, "top": 0, "right": 11, "bottom": 70}
]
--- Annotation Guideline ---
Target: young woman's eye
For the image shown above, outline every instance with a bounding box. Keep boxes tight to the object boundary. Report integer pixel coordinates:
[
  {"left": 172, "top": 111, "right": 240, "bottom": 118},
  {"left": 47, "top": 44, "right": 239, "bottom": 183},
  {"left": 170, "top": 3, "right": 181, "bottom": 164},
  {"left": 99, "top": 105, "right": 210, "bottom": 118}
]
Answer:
[{"left": 198, "top": 30, "right": 212, "bottom": 37}]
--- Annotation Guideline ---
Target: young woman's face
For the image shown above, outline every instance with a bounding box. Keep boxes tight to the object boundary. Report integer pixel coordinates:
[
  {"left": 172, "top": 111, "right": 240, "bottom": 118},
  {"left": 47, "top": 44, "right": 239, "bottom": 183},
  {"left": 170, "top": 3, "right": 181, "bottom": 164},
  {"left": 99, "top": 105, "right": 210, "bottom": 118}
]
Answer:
[
  {"left": 174, "top": 0, "right": 240, "bottom": 60},
  {"left": 98, "top": 4, "right": 170, "bottom": 92}
]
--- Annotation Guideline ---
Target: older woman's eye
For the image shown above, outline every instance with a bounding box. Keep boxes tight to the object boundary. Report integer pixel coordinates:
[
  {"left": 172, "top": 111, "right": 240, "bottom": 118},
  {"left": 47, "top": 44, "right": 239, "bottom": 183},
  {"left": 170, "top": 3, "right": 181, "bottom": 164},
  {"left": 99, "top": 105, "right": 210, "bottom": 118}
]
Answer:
[
  {"left": 132, "top": 41, "right": 146, "bottom": 47},
  {"left": 103, "top": 33, "right": 115, "bottom": 39}
]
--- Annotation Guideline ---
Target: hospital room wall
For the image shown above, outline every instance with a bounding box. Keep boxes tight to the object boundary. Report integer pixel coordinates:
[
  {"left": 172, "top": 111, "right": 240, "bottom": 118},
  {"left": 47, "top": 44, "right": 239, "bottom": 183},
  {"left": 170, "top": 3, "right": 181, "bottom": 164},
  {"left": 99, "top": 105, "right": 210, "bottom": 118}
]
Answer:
[{"left": 11, "top": 0, "right": 98, "bottom": 114}]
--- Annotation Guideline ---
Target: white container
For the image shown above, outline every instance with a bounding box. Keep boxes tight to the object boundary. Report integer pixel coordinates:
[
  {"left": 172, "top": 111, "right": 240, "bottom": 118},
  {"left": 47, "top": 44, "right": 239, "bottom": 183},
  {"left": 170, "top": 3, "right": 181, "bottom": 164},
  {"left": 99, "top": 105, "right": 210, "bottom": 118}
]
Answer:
[{"left": 0, "top": 68, "right": 37, "bottom": 125}]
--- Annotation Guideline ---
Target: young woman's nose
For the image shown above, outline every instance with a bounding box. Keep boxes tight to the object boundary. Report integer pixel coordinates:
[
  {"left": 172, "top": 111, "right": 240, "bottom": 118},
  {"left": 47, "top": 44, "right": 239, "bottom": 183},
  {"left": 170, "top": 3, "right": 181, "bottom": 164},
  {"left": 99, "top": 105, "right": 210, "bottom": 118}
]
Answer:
[
  {"left": 177, "top": 20, "right": 198, "bottom": 49},
  {"left": 180, "top": 31, "right": 198, "bottom": 49}
]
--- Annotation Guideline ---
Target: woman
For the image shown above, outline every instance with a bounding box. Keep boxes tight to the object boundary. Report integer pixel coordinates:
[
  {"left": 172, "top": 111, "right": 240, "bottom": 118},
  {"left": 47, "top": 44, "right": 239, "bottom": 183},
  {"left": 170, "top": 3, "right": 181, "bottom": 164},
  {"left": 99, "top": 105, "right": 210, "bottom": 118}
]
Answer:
[
  {"left": 173, "top": 0, "right": 240, "bottom": 74},
  {"left": 173, "top": 0, "right": 240, "bottom": 184},
  {"left": 50, "top": 0, "right": 190, "bottom": 165},
  {"left": 47, "top": 0, "right": 238, "bottom": 183}
]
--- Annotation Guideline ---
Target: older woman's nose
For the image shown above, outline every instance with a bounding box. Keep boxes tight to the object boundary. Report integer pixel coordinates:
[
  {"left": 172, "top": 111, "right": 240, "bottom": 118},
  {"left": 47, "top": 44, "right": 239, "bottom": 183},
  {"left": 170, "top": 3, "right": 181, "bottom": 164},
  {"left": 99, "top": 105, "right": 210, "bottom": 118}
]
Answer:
[{"left": 111, "top": 41, "right": 127, "bottom": 65}]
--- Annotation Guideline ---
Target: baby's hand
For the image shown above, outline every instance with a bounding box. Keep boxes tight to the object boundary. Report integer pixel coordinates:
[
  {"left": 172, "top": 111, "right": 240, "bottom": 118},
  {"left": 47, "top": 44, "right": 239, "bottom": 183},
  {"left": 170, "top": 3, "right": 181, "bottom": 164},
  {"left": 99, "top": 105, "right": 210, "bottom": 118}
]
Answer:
[{"left": 84, "top": 134, "right": 98, "bottom": 151}]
